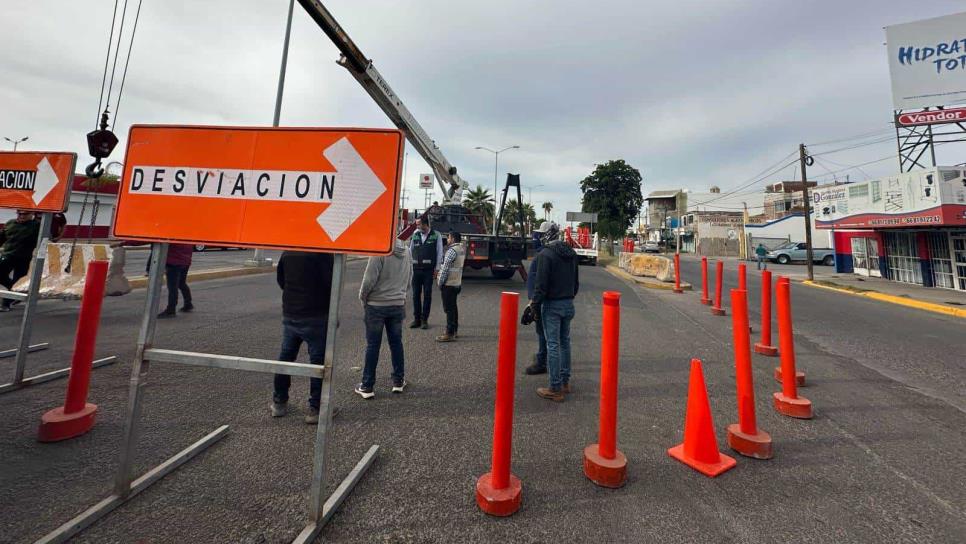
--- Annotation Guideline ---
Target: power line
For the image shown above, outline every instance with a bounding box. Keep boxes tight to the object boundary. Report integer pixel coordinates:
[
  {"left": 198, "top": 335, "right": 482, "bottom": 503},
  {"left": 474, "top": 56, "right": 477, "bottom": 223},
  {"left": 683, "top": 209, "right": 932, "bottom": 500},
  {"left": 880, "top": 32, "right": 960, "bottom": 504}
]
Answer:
[
  {"left": 94, "top": 0, "right": 121, "bottom": 128},
  {"left": 112, "top": 0, "right": 145, "bottom": 129},
  {"left": 808, "top": 127, "right": 895, "bottom": 147}
]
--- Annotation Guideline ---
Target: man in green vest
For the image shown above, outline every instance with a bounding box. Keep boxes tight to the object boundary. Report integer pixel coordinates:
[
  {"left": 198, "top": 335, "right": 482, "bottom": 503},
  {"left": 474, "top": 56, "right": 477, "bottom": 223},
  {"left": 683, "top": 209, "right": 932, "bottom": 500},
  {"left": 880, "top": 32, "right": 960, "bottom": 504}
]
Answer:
[
  {"left": 436, "top": 231, "right": 466, "bottom": 342},
  {"left": 408, "top": 217, "right": 443, "bottom": 329}
]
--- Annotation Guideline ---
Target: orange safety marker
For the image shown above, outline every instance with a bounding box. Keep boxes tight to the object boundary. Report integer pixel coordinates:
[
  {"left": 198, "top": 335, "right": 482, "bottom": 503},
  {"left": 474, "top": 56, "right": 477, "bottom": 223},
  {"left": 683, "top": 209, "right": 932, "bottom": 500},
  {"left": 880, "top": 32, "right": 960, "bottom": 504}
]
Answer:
[
  {"left": 583, "top": 291, "right": 627, "bottom": 488},
  {"left": 726, "top": 289, "right": 773, "bottom": 459},
  {"left": 710, "top": 261, "right": 726, "bottom": 316},
  {"left": 668, "top": 359, "right": 737, "bottom": 477},
  {"left": 738, "top": 262, "right": 747, "bottom": 292},
  {"left": 774, "top": 279, "right": 813, "bottom": 419},
  {"left": 754, "top": 270, "right": 779, "bottom": 357},
  {"left": 773, "top": 277, "right": 805, "bottom": 385},
  {"left": 673, "top": 253, "right": 684, "bottom": 294},
  {"left": 38, "top": 261, "right": 109, "bottom": 442},
  {"left": 476, "top": 292, "right": 523, "bottom": 516},
  {"left": 700, "top": 257, "right": 711, "bottom": 305}
]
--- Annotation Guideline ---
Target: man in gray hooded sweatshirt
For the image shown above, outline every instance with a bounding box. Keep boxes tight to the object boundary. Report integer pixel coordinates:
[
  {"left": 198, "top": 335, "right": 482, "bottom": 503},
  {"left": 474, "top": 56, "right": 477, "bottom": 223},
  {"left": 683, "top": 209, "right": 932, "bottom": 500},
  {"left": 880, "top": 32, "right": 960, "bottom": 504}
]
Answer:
[{"left": 356, "top": 238, "right": 413, "bottom": 399}]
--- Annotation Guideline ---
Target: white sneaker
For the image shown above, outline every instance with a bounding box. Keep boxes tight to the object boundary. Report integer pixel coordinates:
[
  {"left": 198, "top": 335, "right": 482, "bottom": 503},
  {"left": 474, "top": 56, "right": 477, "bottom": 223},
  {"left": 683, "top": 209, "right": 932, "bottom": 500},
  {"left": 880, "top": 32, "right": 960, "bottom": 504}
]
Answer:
[
  {"left": 391, "top": 380, "right": 407, "bottom": 393},
  {"left": 354, "top": 384, "right": 375, "bottom": 399}
]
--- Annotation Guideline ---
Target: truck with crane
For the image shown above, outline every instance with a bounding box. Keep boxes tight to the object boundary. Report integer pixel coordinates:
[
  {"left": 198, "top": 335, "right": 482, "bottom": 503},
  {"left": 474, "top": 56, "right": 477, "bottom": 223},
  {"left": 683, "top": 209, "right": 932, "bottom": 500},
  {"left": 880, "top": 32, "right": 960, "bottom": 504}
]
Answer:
[{"left": 297, "top": 1, "right": 530, "bottom": 280}]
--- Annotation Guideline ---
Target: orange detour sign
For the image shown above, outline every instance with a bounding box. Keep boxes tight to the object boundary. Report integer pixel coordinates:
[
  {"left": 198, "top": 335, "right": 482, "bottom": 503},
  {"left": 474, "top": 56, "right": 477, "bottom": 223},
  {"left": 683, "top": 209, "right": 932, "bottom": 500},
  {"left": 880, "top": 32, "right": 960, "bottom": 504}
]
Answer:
[
  {"left": 113, "top": 125, "right": 404, "bottom": 255},
  {"left": 0, "top": 152, "right": 77, "bottom": 212}
]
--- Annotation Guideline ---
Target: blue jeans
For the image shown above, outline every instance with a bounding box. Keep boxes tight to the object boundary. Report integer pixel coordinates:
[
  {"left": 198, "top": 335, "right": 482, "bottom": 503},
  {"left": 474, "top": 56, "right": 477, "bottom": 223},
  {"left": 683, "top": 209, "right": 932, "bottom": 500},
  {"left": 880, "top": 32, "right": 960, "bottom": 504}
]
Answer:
[
  {"left": 274, "top": 317, "right": 328, "bottom": 408},
  {"left": 541, "top": 298, "right": 575, "bottom": 390},
  {"left": 757, "top": 255, "right": 766, "bottom": 270},
  {"left": 362, "top": 304, "right": 405, "bottom": 389}
]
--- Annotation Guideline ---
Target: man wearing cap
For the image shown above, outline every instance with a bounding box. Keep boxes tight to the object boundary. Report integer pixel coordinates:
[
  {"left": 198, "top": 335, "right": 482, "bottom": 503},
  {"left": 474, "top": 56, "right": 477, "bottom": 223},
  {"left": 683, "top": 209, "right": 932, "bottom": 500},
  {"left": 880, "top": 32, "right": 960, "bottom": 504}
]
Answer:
[
  {"left": 523, "top": 221, "right": 552, "bottom": 374},
  {"left": 0, "top": 211, "right": 41, "bottom": 312},
  {"left": 408, "top": 217, "right": 443, "bottom": 329}
]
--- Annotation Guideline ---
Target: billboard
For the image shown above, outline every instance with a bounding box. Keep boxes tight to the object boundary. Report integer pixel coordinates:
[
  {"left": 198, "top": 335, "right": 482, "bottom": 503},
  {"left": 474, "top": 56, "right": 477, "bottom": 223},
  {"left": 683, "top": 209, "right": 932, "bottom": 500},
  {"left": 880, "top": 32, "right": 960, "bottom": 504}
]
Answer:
[
  {"left": 418, "top": 173, "right": 434, "bottom": 189},
  {"left": 814, "top": 168, "right": 966, "bottom": 229},
  {"left": 566, "top": 211, "right": 598, "bottom": 223},
  {"left": 886, "top": 12, "right": 966, "bottom": 110}
]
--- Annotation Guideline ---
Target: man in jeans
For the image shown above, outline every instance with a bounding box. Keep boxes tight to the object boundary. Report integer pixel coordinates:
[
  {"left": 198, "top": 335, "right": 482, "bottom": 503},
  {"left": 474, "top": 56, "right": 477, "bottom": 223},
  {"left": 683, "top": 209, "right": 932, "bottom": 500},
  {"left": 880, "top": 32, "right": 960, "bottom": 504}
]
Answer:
[
  {"left": 271, "top": 251, "right": 333, "bottom": 423},
  {"left": 435, "top": 231, "right": 465, "bottom": 342},
  {"left": 157, "top": 243, "right": 194, "bottom": 318},
  {"left": 356, "top": 238, "right": 412, "bottom": 399},
  {"left": 530, "top": 223, "right": 579, "bottom": 402},
  {"left": 755, "top": 243, "right": 768, "bottom": 270},
  {"left": 408, "top": 217, "right": 443, "bottom": 329},
  {"left": 523, "top": 222, "right": 552, "bottom": 374}
]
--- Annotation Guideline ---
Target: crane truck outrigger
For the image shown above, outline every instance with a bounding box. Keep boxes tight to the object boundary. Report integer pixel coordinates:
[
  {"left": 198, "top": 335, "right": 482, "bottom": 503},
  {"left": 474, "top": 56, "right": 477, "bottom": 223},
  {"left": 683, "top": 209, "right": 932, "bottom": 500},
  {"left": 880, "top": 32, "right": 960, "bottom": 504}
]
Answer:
[{"left": 297, "top": 1, "right": 530, "bottom": 280}]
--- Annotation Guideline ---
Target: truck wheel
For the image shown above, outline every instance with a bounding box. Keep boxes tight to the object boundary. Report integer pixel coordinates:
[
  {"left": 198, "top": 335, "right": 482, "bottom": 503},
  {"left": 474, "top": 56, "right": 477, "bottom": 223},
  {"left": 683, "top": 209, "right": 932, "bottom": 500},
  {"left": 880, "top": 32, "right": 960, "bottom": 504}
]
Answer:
[
  {"left": 777, "top": 254, "right": 790, "bottom": 265},
  {"left": 193, "top": 244, "right": 206, "bottom": 252},
  {"left": 823, "top": 255, "right": 834, "bottom": 266},
  {"left": 490, "top": 268, "right": 516, "bottom": 280}
]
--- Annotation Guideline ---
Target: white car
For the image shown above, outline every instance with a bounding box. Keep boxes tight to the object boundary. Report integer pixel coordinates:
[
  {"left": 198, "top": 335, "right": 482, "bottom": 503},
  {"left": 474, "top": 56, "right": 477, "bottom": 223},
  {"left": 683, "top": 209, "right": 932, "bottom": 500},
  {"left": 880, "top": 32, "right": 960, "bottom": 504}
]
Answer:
[{"left": 643, "top": 241, "right": 660, "bottom": 253}]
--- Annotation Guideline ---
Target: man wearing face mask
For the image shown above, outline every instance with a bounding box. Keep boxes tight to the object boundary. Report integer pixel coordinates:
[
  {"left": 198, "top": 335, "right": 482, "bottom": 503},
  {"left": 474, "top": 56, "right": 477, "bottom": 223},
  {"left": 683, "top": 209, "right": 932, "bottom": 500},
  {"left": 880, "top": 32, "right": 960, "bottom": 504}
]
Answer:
[{"left": 408, "top": 217, "right": 443, "bottom": 329}]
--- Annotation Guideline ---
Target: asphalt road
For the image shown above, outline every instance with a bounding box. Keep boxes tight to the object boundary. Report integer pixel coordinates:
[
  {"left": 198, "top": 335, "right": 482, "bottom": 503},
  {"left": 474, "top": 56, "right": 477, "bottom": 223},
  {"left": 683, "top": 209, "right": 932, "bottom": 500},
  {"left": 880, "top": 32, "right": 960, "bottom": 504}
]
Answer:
[{"left": 1, "top": 260, "right": 964, "bottom": 543}]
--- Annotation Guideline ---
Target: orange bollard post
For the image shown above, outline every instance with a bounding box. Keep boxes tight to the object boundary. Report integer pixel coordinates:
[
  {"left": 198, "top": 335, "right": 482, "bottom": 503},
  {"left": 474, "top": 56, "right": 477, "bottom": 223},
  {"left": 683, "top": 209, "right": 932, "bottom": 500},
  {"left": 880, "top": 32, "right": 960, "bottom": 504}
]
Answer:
[
  {"left": 738, "top": 262, "right": 747, "bottom": 292},
  {"left": 774, "top": 280, "right": 813, "bottom": 419},
  {"left": 673, "top": 253, "right": 684, "bottom": 294},
  {"left": 583, "top": 291, "right": 627, "bottom": 488},
  {"left": 726, "top": 289, "right": 773, "bottom": 459},
  {"left": 668, "top": 359, "right": 736, "bottom": 477},
  {"left": 476, "top": 292, "right": 523, "bottom": 516},
  {"left": 710, "top": 260, "right": 726, "bottom": 316},
  {"left": 38, "top": 261, "right": 109, "bottom": 442},
  {"left": 754, "top": 270, "right": 779, "bottom": 357},
  {"left": 773, "top": 277, "right": 805, "bottom": 385},
  {"left": 700, "top": 257, "right": 711, "bottom": 305}
]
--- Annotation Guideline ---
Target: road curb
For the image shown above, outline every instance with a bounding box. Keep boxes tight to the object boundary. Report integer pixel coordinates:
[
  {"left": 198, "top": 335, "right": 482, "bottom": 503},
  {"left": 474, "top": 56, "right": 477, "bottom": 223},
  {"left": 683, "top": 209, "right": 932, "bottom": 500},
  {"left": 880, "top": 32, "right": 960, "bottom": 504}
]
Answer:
[
  {"left": 802, "top": 280, "right": 966, "bottom": 319},
  {"left": 605, "top": 265, "right": 693, "bottom": 290}
]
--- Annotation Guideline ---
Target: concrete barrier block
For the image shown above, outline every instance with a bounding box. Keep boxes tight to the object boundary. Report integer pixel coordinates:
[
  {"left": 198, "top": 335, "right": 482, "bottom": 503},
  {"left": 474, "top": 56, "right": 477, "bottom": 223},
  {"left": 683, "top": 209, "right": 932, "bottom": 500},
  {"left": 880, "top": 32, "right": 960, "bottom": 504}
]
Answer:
[{"left": 12, "top": 243, "right": 131, "bottom": 299}]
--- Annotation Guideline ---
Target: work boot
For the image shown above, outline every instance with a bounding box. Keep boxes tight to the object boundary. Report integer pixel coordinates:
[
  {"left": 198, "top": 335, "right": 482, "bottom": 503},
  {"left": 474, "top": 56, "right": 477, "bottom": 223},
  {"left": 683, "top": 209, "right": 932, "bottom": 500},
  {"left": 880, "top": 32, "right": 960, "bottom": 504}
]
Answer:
[
  {"left": 562, "top": 383, "right": 572, "bottom": 394},
  {"left": 181, "top": 302, "right": 194, "bottom": 312},
  {"left": 270, "top": 403, "right": 287, "bottom": 418},
  {"left": 304, "top": 407, "right": 320, "bottom": 424},
  {"left": 435, "top": 333, "right": 455, "bottom": 342},
  {"left": 420, "top": 321, "right": 429, "bottom": 329},
  {"left": 525, "top": 355, "right": 547, "bottom": 375},
  {"left": 409, "top": 319, "right": 422, "bottom": 329},
  {"left": 157, "top": 308, "right": 176, "bottom": 319},
  {"left": 536, "top": 387, "right": 565, "bottom": 402}
]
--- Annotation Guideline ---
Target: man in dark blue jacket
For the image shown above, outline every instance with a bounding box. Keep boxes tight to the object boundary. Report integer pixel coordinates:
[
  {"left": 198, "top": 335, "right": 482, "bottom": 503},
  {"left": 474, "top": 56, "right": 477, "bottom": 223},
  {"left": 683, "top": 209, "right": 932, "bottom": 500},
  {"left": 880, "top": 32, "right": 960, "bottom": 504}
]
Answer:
[{"left": 524, "top": 222, "right": 552, "bottom": 374}]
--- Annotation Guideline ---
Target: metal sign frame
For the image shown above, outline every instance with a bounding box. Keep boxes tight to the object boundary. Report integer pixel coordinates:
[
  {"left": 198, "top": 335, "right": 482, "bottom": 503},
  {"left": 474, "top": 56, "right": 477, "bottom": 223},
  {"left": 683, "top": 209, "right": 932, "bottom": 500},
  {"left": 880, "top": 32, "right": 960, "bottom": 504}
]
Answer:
[
  {"left": 36, "top": 243, "right": 378, "bottom": 544},
  {"left": 894, "top": 106, "right": 966, "bottom": 173},
  {"left": 0, "top": 211, "right": 117, "bottom": 394}
]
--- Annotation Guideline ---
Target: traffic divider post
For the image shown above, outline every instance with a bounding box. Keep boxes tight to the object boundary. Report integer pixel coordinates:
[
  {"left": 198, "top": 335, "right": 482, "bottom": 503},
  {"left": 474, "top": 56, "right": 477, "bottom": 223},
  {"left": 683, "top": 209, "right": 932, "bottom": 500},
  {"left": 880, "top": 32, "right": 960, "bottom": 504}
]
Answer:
[
  {"left": 668, "top": 358, "right": 737, "bottom": 477},
  {"left": 710, "top": 260, "right": 726, "bottom": 316},
  {"left": 38, "top": 260, "right": 109, "bottom": 442},
  {"left": 754, "top": 270, "right": 778, "bottom": 357},
  {"left": 673, "top": 253, "right": 684, "bottom": 294},
  {"left": 476, "top": 291, "right": 523, "bottom": 516},
  {"left": 738, "top": 262, "right": 747, "bottom": 292},
  {"left": 773, "top": 277, "right": 805, "bottom": 385},
  {"left": 726, "top": 289, "right": 773, "bottom": 459},
  {"left": 700, "top": 257, "right": 711, "bottom": 305},
  {"left": 774, "top": 278, "right": 813, "bottom": 419},
  {"left": 583, "top": 291, "right": 627, "bottom": 488}
]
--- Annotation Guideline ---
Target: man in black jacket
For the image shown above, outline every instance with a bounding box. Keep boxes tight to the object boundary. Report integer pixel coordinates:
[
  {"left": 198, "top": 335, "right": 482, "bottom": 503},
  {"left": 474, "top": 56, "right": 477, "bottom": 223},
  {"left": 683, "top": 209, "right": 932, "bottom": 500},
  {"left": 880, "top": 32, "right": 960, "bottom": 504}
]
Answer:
[
  {"left": 271, "top": 251, "right": 334, "bottom": 424},
  {"left": 530, "top": 223, "right": 579, "bottom": 402},
  {"left": 0, "top": 211, "right": 40, "bottom": 312}
]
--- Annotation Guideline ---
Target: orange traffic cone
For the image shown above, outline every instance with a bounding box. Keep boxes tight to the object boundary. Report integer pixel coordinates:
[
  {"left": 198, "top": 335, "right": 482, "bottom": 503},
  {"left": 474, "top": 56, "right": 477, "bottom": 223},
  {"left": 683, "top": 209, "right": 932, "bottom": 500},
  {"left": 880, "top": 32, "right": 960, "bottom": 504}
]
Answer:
[{"left": 668, "top": 359, "right": 737, "bottom": 477}]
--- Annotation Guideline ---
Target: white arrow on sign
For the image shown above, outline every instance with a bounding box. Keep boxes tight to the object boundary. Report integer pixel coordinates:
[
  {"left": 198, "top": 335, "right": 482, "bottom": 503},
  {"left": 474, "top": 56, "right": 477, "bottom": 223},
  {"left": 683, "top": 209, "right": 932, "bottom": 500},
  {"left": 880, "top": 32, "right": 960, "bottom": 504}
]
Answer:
[
  {"left": 317, "top": 137, "right": 387, "bottom": 240},
  {"left": 32, "top": 157, "right": 60, "bottom": 205}
]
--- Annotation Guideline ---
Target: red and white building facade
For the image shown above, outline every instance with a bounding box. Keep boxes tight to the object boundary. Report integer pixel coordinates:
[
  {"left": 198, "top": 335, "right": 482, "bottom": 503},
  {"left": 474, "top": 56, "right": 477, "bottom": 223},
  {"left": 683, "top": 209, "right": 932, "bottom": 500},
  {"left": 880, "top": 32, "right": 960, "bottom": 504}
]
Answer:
[{"left": 814, "top": 167, "right": 966, "bottom": 290}]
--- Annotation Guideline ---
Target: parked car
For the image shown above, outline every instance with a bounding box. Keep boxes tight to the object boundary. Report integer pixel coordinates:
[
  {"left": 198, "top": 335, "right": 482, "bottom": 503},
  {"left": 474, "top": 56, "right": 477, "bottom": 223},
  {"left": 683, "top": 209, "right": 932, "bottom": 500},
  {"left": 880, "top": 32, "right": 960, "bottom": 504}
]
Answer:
[
  {"left": 643, "top": 241, "right": 661, "bottom": 253},
  {"left": 767, "top": 242, "right": 834, "bottom": 265}
]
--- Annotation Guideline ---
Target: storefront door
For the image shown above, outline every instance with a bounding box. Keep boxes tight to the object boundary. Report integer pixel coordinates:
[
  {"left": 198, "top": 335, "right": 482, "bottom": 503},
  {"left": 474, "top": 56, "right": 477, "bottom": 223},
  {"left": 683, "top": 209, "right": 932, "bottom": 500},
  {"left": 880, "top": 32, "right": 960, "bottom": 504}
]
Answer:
[
  {"left": 866, "top": 238, "right": 882, "bottom": 277},
  {"left": 953, "top": 235, "right": 966, "bottom": 291},
  {"left": 851, "top": 237, "right": 881, "bottom": 277}
]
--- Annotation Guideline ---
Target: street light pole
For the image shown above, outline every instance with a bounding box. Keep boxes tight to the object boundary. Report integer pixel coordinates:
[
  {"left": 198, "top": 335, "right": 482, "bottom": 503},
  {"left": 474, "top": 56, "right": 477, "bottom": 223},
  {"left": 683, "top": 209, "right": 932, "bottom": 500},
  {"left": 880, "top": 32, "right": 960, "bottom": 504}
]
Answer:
[
  {"left": 4, "top": 136, "right": 28, "bottom": 151},
  {"left": 474, "top": 145, "right": 520, "bottom": 235},
  {"left": 249, "top": 0, "right": 295, "bottom": 268}
]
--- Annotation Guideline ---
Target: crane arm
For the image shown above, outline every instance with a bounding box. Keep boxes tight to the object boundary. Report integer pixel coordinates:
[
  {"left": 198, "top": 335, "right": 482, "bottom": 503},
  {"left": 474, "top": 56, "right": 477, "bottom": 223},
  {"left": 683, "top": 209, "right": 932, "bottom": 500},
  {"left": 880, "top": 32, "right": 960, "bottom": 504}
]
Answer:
[{"left": 296, "top": 0, "right": 468, "bottom": 204}]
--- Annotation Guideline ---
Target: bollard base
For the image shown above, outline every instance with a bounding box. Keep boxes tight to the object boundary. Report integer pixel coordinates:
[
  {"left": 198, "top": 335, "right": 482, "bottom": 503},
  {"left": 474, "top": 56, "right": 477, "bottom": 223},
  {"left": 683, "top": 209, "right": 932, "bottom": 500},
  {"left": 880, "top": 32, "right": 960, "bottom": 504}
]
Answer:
[
  {"left": 700, "top": 298, "right": 711, "bottom": 305},
  {"left": 726, "top": 424, "right": 773, "bottom": 460},
  {"left": 773, "top": 392, "right": 813, "bottom": 419},
  {"left": 38, "top": 403, "right": 98, "bottom": 442},
  {"left": 673, "top": 288, "right": 684, "bottom": 294},
  {"left": 475, "top": 472, "right": 522, "bottom": 516},
  {"left": 710, "top": 307, "right": 726, "bottom": 316},
  {"left": 582, "top": 444, "right": 627, "bottom": 488},
  {"left": 667, "top": 443, "right": 735, "bottom": 478},
  {"left": 774, "top": 367, "right": 806, "bottom": 386},
  {"left": 754, "top": 343, "right": 778, "bottom": 357}
]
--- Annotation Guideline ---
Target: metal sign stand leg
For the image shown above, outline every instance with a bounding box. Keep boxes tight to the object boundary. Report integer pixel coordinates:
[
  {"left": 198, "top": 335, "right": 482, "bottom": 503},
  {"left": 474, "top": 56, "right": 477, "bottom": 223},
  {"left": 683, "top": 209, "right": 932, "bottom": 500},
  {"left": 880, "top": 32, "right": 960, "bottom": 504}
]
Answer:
[
  {"left": 0, "top": 213, "right": 118, "bottom": 394},
  {"left": 37, "top": 250, "right": 378, "bottom": 544}
]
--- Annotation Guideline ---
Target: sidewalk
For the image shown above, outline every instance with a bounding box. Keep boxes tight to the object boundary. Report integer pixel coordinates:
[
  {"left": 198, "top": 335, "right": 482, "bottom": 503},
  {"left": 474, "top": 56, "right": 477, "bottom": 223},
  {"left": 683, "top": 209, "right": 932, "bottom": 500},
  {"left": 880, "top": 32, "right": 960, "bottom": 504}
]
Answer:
[{"left": 676, "top": 253, "right": 966, "bottom": 318}]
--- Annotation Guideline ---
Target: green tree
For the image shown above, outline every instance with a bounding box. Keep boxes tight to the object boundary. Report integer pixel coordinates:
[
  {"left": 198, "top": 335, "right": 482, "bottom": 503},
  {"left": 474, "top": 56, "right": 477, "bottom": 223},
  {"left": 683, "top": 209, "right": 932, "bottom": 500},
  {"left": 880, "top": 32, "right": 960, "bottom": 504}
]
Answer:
[
  {"left": 502, "top": 199, "right": 538, "bottom": 235},
  {"left": 462, "top": 185, "right": 495, "bottom": 226},
  {"left": 579, "top": 160, "right": 644, "bottom": 255},
  {"left": 541, "top": 201, "right": 553, "bottom": 220}
]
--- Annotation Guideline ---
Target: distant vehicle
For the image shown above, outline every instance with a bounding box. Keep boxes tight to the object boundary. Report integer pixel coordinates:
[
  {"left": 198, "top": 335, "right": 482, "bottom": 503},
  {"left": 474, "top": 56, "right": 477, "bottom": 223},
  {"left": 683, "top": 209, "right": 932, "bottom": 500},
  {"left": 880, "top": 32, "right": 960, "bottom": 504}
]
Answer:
[
  {"left": 643, "top": 241, "right": 660, "bottom": 253},
  {"left": 767, "top": 242, "right": 834, "bottom": 265}
]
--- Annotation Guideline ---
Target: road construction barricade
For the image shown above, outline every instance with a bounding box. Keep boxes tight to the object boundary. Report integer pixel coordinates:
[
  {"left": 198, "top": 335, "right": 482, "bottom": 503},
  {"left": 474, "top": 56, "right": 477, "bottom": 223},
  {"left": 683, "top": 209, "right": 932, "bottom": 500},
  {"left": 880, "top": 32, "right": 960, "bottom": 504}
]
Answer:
[
  {"left": 11, "top": 242, "right": 132, "bottom": 298},
  {"left": 1, "top": 215, "right": 117, "bottom": 394},
  {"left": 36, "top": 245, "right": 377, "bottom": 544}
]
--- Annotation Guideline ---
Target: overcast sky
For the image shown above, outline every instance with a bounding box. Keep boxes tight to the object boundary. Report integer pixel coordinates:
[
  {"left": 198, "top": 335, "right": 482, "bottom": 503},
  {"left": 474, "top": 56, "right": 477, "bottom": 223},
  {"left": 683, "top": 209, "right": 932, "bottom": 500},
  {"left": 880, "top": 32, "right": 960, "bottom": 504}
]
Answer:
[{"left": 2, "top": 0, "right": 964, "bottom": 222}]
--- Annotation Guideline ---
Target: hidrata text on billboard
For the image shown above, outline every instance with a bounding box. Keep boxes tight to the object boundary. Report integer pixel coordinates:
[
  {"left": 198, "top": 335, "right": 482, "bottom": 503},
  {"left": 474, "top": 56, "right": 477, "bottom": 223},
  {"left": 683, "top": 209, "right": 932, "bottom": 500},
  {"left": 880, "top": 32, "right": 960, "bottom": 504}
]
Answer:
[
  {"left": 886, "top": 12, "right": 966, "bottom": 110},
  {"left": 897, "top": 39, "right": 966, "bottom": 75}
]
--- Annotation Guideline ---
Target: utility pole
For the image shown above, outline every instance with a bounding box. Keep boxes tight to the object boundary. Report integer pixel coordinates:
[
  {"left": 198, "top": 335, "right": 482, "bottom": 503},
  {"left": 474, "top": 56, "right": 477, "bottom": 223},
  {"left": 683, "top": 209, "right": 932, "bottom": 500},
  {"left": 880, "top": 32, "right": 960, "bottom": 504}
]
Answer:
[
  {"left": 249, "top": 0, "right": 294, "bottom": 268},
  {"left": 799, "top": 143, "right": 815, "bottom": 281}
]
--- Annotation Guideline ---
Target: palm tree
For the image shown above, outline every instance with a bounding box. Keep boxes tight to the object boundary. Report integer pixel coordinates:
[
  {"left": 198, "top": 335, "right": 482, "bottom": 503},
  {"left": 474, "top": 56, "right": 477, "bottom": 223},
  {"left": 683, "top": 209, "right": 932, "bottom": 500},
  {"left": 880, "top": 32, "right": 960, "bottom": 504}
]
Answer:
[
  {"left": 463, "top": 185, "right": 495, "bottom": 225},
  {"left": 502, "top": 199, "right": 538, "bottom": 234},
  {"left": 541, "top": 201, "right": 553, "bottom": 220}
]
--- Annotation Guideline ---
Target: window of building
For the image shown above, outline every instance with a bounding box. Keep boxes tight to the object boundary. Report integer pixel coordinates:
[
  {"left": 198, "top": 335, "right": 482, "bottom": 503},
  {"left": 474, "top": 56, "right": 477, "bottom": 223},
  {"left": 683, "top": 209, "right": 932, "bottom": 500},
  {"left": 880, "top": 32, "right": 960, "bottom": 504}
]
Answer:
[
  {"left": 884, "top": 232, "right": 922, "bottom": 285},
  {"left": 849, "top": 184, "right": 869, "bottom": 198},
  {"left": 871, "top": 180, "right": 881, "bottom": 203}
]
